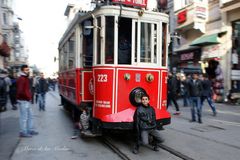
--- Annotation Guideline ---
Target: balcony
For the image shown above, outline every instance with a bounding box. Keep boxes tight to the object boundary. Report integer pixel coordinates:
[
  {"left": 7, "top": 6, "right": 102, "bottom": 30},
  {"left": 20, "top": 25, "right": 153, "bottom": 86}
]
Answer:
[
  {"left": 0, "top": 41, "right": 11, "bottom": 57},
  {"left": 220, "top": 0, "right": 240, "bottom": 12},
  {"left": 174, "top": 1, "right": 208, "bottom": 33}
]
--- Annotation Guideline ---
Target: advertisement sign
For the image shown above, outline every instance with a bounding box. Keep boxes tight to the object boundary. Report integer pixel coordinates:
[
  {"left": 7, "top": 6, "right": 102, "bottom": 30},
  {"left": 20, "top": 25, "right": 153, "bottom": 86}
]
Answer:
[
  {"left": 202, "top": 45, "right": 221, "bottom": 59},
  {"left": 111, "top": 0, "right": 148, "bottom": 8},
  {"left": 178, "top": 10, "right": 187, "bottom": 24}
]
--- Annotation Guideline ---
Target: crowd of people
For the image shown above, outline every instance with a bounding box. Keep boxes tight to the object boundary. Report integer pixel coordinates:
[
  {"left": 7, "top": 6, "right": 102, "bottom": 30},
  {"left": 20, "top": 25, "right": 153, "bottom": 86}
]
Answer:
[
  {"left": 167, "top": 71, "right": 217, "bottom": 123},
  {"left": 0, "top": 65, "right": 230, "bottom": 153},
  {"left": 0, "top": 65, "right": 58, "bottom": 138}
]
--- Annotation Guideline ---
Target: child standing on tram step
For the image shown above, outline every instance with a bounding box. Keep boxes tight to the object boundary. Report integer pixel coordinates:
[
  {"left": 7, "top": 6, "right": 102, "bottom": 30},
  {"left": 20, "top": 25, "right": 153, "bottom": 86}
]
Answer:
[
  {"left": 132, "top": 94, "right": 164, "bottom": 154},
  {"left": 79, "top": 106, "right": 90, "bottom": 133}
]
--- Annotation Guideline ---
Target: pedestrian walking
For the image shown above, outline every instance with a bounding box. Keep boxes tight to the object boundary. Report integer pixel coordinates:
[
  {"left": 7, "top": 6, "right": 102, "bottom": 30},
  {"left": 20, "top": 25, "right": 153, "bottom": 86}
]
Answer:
[
  {"left": 132, "top": 94, "right": 164, "bottom": 154},
  {"left": 9, "top": 73, "right": 18, "bottom": 110},
  {"left": 16, "top": 64, "right": 38, "bottom": 137},
  {"left": 0, "top": 69, "right": 7, "bottom": 112},
  {"left": 181, "top": 74, "right": 191, "bottom": 107},
  {"left": 29, "top": 74, "right": 37, "bottom": 104},
  {"left": 167, "top": 72, "right": 180, "bottom": 115},
  {"left": 201, "top": 74, "right": 217, "bottom": 116},
  {"left": 35, "top": 72, "right": 48, "bottom": 111},
  {"left": 188, "top": 73, "right": 203, "bottom": 123}
]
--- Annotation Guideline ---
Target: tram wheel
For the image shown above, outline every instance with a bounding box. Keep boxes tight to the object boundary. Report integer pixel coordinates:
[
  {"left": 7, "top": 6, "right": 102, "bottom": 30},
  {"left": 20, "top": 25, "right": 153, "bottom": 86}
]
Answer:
[{"left": 129, "top": 87, "right": 147, "bottom": 106}]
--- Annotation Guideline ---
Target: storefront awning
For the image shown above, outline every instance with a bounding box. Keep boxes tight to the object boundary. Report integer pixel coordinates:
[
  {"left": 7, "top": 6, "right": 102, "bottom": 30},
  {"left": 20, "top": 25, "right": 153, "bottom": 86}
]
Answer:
[
  {"left": 190, "top": 30, "right": 227, "bottom": 46},
  {"left": 190, "top": 33, "right": 220, "bottom": 46},
  {"left": 174, "top": 42, "right": 200, "bottom": 53}
]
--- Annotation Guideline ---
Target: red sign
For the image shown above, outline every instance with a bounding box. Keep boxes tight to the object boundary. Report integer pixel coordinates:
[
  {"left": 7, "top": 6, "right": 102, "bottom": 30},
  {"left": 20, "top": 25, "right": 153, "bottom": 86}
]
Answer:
[
  {"left": 178, "top": 10, "right": 187, "bottom": 24},
  {"left": 111, "top": 0, "right": 148, "bottom": 8},
  {"left": 180, "top": 52, "right": 194, "bottom": 61}
]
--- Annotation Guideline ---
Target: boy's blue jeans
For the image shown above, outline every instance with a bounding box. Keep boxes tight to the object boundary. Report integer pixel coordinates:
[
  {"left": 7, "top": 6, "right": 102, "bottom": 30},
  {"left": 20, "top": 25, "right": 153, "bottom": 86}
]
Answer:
[
  {"left": 18, "top": 100, "right": 34, "bottom": 134},
  {"left": 38, "top": 93, "right": 46, "bottom": 110},
  {"left": 190, "top": 97, "right": 202, "bottom": 121}
]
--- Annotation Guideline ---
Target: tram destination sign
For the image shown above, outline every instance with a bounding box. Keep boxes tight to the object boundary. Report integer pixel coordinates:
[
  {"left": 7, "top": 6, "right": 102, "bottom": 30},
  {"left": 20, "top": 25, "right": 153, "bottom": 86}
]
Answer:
[{"left": 111, "top": 0, "right": 148, "bottom": 8}]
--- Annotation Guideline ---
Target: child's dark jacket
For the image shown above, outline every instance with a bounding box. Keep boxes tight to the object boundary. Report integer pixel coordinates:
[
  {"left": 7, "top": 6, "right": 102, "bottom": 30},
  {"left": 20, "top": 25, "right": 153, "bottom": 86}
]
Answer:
[{"left": 134, "top": 105, "right": 157, "bottom": 131}]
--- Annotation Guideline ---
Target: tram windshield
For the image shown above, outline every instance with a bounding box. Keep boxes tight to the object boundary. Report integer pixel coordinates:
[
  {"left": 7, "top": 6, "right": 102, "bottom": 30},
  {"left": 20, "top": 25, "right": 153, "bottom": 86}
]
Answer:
[
  {"left": 118, "top": 18, "right": 132, "bottom": 65},
  {"left": 93, "top": 13, "right": 167, "bottom": 67}
]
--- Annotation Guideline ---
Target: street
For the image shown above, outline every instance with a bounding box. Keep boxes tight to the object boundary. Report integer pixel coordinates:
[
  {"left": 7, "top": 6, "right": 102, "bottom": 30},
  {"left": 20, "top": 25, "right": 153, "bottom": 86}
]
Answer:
[{"left": 1, "top": 90, "right": 240, "bottom": 160}]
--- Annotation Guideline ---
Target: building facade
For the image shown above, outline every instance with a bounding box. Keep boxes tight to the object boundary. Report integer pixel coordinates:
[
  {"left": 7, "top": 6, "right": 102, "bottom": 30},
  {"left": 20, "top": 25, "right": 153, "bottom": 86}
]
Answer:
[
  {"left": 221, "top": 0, "right": 240, "bottom": 94},
  {"left": 172, "top": 0, "right": 240, "bottom": 102},
  {"left": 0, "top": 0, "right": 12, "bottom": 69}
]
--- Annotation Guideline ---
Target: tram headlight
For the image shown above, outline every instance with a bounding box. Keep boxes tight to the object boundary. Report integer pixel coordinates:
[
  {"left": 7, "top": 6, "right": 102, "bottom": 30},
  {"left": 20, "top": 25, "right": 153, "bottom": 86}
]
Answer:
[
  {"left": 124, "top": 73, "right": 131, "bottom": 81},
  {"left": 146, "top": 73, "right": 154, "bottom": 82},
  {"left": 129, "top": 87, "right": 147, "bottom": 106}
]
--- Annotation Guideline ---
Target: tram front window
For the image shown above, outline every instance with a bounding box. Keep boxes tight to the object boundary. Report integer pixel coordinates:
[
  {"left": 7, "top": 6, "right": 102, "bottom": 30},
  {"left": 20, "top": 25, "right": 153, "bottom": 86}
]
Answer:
[
  {"left": 140, "top": 22, "right": 152, "bottom": 63},
  {"left": 118, "top": 18, "right": 132, "bottom": 65},
  {"left": 105, "top": 16, "right": 114, "bottom": 64}
]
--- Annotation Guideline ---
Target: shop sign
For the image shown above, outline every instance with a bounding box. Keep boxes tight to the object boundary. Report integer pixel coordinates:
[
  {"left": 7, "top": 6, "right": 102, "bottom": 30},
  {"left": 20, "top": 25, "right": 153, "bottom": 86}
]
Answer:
[
  {"left": 111, "top": 0, "right": 147, "bottom": 8},
  {"left": 180, "top": 52, "right": 194, "bottom": 61},
  {"left": 195, "top": 6, "right": 207, "bottom": 20},
  {"left": 202, "top": 45, "right": 221, "bottom": 59},
  {"left": 178, "top": 10, "right": 187, "bottom": 24}
]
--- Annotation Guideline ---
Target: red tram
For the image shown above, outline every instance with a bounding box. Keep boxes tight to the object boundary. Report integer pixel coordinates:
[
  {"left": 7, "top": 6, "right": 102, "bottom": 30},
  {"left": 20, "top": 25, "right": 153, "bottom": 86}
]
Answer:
[{"left": 58, "top": 1, "right": 171, "bottom": 134}]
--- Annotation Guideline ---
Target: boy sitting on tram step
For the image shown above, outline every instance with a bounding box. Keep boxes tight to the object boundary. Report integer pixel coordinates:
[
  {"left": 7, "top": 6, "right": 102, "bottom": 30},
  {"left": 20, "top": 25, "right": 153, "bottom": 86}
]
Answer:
[{"left": 132, "top": 94, "right": 164, "bottom": 154}]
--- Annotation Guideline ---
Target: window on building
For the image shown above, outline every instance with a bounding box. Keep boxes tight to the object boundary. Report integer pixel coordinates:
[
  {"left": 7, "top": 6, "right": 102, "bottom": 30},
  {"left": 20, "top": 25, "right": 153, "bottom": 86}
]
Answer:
[
  {"left": 232, "top": 20, "right": 240, "bottom": 70},
  {"left": 3, "top": 12, "right": 8, "bottom": 25}
]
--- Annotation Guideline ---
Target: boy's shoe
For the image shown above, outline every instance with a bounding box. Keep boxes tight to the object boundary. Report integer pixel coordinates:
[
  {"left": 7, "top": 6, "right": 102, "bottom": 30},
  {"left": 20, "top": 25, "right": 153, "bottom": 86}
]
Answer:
[
  {"left": 213, "top": 112, "right": 217, "bottom": 116},
  {"left": 132, "top": 148, "right": 139, "bottom": 154},
  {"left": 173, "top": 111, "right": 180, "bottom": 115},
  {"left": 29, "top": 131, "right": 39, "bottom": 135},
  {"left": 153, "top": 146, "right": 159, "bottom": 151},
  {"left": 189, "top": 119, "right": 196, "bottom": 122},
  {"left": 198, "top": 119, "right": 202, "bottom": 124},
  {"left": 19, "top": 133, "right": 32, "bottom": 138}
]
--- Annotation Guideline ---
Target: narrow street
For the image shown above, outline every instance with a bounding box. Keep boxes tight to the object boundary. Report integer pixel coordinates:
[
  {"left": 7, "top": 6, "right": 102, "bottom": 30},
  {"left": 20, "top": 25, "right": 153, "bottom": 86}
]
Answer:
[{"left": 1, "top": 89, "right": 240, "bottom": 160}]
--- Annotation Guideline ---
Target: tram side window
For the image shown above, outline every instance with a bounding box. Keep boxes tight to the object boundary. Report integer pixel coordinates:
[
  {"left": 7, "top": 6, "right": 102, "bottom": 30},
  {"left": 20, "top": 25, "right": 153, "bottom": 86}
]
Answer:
[
  {"left": 63, "top": 43, "right": 68, "bottom": 70},
  {"left": 97, "top": 17, "right": 101, "bottom": 64},
  {"left": 68, "top": 34, "right": 75, "bottom": 69},
  {"left": 59, "top": 49, "right": 64, "bottom": 71},
  {"left": 105, "top": 16, "right": 114, "bottom": 64},
  {"left": 118, "top": 18, "right": 132, "bottom": 65},
  {"left": 82, "top": 20, "right": 93, "bottom": 67},
  {"left": 162, "top": 23, "right": 167, "bottom": 67},
  {"left": 140, "top": 22, "right": 151, "bottom": 63}
]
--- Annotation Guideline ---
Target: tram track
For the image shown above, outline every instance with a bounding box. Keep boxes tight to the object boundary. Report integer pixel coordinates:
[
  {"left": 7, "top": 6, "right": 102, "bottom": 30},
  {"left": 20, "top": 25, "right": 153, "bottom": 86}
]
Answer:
[
  {"left": 101, "top": 136, "right": 195, "bottom": 160},
  {"left": 101, "top": 137, "right": 132, "bottom": 160}
]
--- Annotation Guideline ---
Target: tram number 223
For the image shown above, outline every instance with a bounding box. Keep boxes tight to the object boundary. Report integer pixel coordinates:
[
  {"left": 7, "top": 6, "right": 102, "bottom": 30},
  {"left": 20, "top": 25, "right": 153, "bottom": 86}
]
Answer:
[{"left": 97, "top": 74, "right": 108, "bottom": 82}]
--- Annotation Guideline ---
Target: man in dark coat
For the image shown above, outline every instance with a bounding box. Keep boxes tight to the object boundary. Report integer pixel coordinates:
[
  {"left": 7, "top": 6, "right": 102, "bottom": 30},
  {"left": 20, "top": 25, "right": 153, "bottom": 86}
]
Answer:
[
  {"left": 201, "top": 74, "right": 217, "bottom": 116},
  {"left": 167, "top": 72, "right": 180, "bottom": 115},
  {"left": 188, "top": 73, "right": 203, "bottom": 123},
  {"left": 35, "top": 72, "right": 48, "bottom": 111}
]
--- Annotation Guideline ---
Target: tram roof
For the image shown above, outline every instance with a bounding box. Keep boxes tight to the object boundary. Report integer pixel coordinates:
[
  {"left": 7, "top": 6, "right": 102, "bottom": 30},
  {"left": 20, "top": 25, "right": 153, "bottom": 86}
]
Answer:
[{"left": 59, "top": 5, "right": 169, "bottom": 48}]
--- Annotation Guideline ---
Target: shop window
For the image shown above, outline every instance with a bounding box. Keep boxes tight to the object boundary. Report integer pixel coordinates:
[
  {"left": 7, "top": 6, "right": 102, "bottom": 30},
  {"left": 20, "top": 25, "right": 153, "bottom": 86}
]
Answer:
[{"left": 232, "top": 20, "right": 240, "bottom": 70}]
